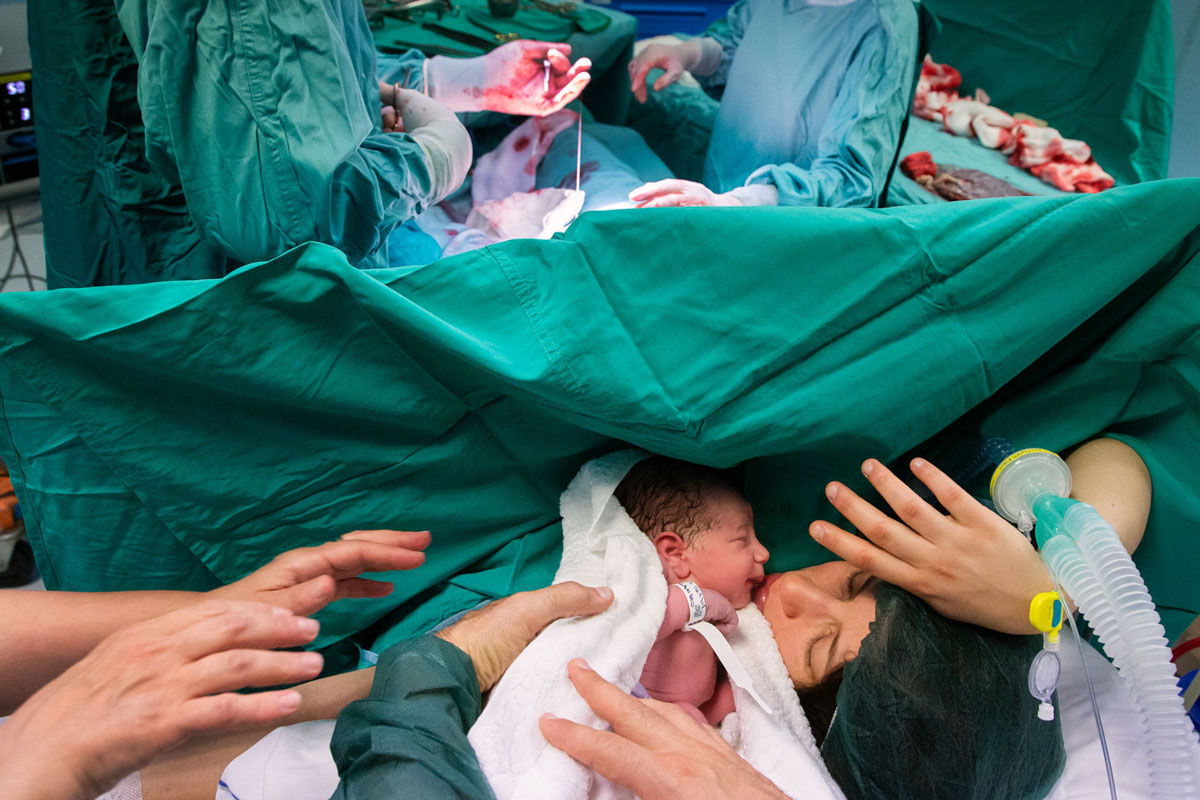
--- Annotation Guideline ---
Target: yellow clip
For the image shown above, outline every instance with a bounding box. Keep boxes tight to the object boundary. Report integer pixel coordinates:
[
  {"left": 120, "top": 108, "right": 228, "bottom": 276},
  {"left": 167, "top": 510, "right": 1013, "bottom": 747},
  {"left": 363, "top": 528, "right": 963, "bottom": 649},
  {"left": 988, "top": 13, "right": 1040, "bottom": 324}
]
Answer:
[{"left": 1029, "top": 591, "right": 1064, "bottom": 646}]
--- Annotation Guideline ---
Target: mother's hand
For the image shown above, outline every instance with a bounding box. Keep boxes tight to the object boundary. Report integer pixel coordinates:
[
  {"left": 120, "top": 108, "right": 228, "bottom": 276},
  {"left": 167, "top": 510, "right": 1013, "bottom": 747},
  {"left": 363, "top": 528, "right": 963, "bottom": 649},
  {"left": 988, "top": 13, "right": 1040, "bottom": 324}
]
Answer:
[
  {"left": 811, "top": 458, "right": 1050, "bottom": 635},
  {"left": 211, "top": 530, "right": 431, "bottom": 617},
  {"left": 0, "top": 601, "right": 325, "bottom": 800}
]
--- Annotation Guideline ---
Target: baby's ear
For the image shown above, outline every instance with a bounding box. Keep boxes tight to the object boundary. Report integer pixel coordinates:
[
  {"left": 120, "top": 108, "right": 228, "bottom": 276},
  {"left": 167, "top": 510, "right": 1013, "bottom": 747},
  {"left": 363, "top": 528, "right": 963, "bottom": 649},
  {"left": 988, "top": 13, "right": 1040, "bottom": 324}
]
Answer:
[{"left": 653, "top": 531, "right": 689, "bottom": 577}]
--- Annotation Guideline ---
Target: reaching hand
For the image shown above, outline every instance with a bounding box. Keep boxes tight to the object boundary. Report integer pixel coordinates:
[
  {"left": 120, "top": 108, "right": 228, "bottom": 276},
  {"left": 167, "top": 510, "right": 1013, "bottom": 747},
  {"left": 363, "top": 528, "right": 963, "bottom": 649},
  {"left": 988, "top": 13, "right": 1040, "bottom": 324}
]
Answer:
[
  {"left": 435, "top": 581, "right": 613, "bottom": 692},
  {"left": 811, "top": 458, "right": 1051, "bottom": 634},
  {"left": 427, "top": 42, "right": 591, "bottom": 116},
  {"left": 0, "top": 601, "right": 326, "bottom": 800},
  {"left": 629, "top": 179, "right": 741, "bottom": 208},
  {"left": 628, "top": 42, "right": 695, "bottom": 103},
  {"left": 211, "top": 530, "right": 430, "bottom": 617},
  {"left": 540, "top": 659, "right": 790, "bottom": 800}
]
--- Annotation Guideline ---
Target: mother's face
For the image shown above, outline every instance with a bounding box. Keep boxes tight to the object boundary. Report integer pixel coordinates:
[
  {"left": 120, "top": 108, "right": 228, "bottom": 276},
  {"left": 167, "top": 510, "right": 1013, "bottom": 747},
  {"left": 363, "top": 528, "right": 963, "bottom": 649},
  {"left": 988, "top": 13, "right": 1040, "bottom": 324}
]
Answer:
[{"left": 755, "top": 561, "right": 878, "bottom": 688}]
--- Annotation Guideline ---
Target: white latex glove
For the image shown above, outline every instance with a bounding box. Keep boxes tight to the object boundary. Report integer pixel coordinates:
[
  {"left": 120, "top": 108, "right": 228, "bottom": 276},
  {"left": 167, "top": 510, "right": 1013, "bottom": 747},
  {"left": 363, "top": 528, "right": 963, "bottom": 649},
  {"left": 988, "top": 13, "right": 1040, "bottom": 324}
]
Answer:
[
  {"left": 378, "top": 81, "right": 406, "bottom": 133},
  {"left": 426, "top": 41, "right": 591, "bottom": 116},
  {"left": 394, "top": 88, "right": 472, "bottom": 203},
  {"left": 629, "top": 179, "right": 778, "bottom": 208},
  {"left": 628, "top": 38, "right": 722, "bottom": 103}
]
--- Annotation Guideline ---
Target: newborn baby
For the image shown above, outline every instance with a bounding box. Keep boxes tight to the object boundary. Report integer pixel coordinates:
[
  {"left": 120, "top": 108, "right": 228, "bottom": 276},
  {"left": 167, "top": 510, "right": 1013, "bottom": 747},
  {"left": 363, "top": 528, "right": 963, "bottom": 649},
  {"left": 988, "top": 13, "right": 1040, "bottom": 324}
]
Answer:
[{"left": 614, "top": 457, "right": 770, "bottom": 724}]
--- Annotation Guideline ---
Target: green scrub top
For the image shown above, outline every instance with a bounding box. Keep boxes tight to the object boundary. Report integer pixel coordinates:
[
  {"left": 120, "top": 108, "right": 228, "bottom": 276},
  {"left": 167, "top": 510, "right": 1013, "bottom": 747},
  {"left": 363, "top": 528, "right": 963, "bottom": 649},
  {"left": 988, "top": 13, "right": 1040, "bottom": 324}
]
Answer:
[
  {"left": 28, "top": 0, "right": 433, "bottom": 288},
  {"left": 699, "top": 0, "right": 918, "bottom": 207}
]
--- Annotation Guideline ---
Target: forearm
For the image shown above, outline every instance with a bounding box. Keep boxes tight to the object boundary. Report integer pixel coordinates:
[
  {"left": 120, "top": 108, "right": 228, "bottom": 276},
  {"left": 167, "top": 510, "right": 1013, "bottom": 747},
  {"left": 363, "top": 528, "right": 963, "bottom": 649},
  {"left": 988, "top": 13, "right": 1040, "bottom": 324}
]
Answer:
[
  {"left": 657, "top": 584, "right": 690, "bottom": 639},
  {"left": 687, "top": 37, "right": 724, "bottom": 77},
  {"left": 0, "top": 590, "right": 200, "bottom": 714},
  {"left": 0, "top": 722, "right": 91, "bottom": 800},
  {"left": 142, "top": 667, "right": 376, "bottom": 800}
]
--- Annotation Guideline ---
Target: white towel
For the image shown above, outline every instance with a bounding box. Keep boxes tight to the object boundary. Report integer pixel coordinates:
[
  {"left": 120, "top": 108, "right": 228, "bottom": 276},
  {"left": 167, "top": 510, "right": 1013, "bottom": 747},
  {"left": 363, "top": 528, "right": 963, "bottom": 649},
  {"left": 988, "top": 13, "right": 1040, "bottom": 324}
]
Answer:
[{"left": 468, "top": 450, "right": 845, "bottom": 800}]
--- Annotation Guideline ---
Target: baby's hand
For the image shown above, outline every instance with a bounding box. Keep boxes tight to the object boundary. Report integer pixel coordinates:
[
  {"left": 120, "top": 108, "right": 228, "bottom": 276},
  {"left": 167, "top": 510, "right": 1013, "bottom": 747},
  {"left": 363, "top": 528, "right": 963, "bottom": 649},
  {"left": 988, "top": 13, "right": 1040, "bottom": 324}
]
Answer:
[{"left": 700, "top": 589, "right": 738, "bottom": 633}]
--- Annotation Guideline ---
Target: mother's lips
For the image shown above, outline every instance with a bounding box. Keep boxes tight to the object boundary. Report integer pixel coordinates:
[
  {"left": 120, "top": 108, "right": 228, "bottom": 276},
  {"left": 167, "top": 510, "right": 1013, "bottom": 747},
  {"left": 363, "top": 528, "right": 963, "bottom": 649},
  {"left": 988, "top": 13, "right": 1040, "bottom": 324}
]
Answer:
[{"left": 754, "top": 573, "right": 781, "bottom": 613}]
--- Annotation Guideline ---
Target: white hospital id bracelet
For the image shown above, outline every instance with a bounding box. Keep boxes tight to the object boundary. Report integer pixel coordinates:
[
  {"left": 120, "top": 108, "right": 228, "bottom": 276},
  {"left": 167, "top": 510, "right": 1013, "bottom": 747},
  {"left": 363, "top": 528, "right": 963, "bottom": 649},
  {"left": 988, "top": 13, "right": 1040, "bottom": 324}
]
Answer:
[{"left": 677, "top": 581, "right": 707, "bottom": 629}]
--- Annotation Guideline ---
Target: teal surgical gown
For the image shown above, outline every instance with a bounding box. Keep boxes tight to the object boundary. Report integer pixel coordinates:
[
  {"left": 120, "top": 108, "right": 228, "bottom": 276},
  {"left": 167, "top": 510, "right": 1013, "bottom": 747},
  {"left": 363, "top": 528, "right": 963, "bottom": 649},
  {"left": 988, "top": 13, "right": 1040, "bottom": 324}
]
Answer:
[
  {"left": 28, "top": 0, "right": 433, "bottom": 287},
  {"left": 700, "top": 0, "right": 918, "bottom": 207}
]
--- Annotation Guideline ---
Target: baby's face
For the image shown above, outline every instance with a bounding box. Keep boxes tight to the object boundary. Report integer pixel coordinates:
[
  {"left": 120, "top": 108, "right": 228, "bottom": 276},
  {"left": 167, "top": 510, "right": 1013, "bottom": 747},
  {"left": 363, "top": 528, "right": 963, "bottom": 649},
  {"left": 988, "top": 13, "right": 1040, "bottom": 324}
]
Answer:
[{"left": 684, "top": 490, "right": 770, "bottom": 608}]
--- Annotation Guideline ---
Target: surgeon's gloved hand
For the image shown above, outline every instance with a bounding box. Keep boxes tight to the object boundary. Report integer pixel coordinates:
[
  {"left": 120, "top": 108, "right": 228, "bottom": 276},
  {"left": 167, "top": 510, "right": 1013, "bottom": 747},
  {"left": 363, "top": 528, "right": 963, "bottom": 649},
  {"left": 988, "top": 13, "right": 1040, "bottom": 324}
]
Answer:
[
  {"left": 628, "top": 38, "right": 722, "bottom": 103},
  {"left": 629, "top": 179, "right": 779, "bottom": 208},
  {"left": 426, "top": 41, "right": 591, "bottom": 116},
  {"left": 394, "top": 88, "right": 473, "bottom": 203},
  {"left": 378, "top": 81, "right": 406, "bottom": 133}
]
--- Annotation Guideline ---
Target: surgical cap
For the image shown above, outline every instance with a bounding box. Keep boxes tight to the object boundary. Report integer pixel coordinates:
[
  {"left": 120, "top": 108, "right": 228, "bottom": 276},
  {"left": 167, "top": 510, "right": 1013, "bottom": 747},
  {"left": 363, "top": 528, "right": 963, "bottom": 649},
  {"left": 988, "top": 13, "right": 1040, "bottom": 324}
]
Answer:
[{"left": 821, "top": 582, "right": 1066, "bottom": 800}]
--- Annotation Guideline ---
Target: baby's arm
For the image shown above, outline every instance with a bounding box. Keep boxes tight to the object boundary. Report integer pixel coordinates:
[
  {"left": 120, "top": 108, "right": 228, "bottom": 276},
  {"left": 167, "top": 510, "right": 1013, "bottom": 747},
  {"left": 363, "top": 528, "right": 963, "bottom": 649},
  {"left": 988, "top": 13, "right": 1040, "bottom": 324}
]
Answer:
[
  {"left": 658, "top": 585, "right": 692, "bottom": 640},
  {"left": 657, "top": 584, "right": 739, "bottom": 640}
]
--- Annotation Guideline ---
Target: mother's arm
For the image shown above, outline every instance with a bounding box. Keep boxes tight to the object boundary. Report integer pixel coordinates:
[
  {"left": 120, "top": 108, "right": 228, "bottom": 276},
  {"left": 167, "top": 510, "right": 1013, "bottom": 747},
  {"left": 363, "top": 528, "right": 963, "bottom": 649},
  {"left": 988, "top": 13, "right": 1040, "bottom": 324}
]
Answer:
[
  {"left": 810, "top": 437, "right": 1150, "bottom": 635},
  {"left": 0, "top": 530, "right": 428, "bottom": 716}
]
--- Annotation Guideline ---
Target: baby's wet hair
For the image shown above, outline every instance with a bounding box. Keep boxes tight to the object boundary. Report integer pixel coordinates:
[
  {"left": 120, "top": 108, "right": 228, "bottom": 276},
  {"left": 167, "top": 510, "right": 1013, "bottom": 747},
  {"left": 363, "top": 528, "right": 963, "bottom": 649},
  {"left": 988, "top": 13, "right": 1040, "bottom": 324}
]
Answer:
[{"left": 614, "top": 456, "right": 744, "bottom": 546}]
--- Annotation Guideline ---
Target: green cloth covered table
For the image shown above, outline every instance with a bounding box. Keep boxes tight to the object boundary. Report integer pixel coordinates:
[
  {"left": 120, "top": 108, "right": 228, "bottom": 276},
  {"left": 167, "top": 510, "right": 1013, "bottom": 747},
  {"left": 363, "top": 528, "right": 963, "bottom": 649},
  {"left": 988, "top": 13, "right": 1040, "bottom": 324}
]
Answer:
[
  {"left": 1, "top": 180, "right": 1198, "bottom": 650},
  {"left": 885, "top": 117, "right": 1073, "bottom": 206},
  {"left": 918, "top": 0, "right": 1174, "bottom": 186}
]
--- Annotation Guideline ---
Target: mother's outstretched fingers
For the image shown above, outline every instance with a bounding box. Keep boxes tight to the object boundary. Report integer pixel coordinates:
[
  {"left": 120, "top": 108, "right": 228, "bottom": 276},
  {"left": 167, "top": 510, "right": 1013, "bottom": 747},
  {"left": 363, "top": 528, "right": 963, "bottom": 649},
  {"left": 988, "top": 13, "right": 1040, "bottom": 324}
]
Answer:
[
  {"left": 339, "top": 529, "right": 432, "bottom": 551},
  {"left": 185, "top": 649, "right": 325, "bottom": 697},
  {"left": 860, "top": 459, "right": 951, "bottom": 540},
  {"left": 314, "top": 537, "right": 429, "bottom": 577},
  {"left": 269, "top": 574, "right": 338, "bottom": 617},
  {"left": 809, "top": 520, "right": 919, "bottom": 587},
  {"left": 178, "top": 688, "right": 303, "bottom": 736},
  {"left": 910, "top": 457, "right": 993, "bottom": 526},
  {"left": 824, "top": 481, "right": 933, "bottom": 562},
  {"left": 179, "top": 602, "right": 320, "bottom": 660}
]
